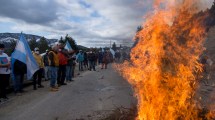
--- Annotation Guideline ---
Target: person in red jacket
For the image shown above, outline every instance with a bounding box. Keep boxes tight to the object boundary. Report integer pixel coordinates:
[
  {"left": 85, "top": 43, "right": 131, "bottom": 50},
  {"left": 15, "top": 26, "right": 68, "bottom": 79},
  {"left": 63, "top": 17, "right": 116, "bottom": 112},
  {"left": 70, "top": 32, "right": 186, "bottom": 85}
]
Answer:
[{"left": 57, "top": 41, "right": 68, "bottom": 86}]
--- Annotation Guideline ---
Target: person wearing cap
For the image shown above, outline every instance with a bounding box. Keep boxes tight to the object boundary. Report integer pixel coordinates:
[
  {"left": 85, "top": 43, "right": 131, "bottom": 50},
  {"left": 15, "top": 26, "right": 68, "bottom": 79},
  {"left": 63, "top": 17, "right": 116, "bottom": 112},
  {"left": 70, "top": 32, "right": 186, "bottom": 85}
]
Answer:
[
  {"left": 43, "top": 49, "right": 50, "bottom": 81},
  {"left": 0, "top": 43, "right": 10, "bottom": 101},
  {"left": 32, "top": 47, "right": 44, "bottom": 90}
]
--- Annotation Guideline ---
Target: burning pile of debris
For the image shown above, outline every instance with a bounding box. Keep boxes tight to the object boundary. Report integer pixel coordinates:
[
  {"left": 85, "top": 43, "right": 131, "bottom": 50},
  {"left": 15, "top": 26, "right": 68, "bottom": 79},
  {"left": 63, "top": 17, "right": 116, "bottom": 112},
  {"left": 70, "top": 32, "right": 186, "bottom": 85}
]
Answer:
[{"left": 115, "top": 0, "right": 215, "bottom": 120}]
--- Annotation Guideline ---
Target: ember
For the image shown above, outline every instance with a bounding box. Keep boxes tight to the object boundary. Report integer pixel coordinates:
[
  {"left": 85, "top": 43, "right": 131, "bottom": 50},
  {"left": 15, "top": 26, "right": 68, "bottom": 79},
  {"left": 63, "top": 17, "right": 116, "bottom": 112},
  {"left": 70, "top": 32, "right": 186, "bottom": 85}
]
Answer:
[{"left": 118, "top": 0, "right": 215, "bottom": 119}]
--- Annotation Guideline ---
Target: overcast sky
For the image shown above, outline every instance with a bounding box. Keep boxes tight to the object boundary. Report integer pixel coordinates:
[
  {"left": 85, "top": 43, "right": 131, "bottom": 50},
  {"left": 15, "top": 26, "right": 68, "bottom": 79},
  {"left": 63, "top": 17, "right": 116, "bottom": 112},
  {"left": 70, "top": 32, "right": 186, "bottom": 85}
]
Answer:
[{"left": 0, "top": 0, "right": 213, "bottom": 47}]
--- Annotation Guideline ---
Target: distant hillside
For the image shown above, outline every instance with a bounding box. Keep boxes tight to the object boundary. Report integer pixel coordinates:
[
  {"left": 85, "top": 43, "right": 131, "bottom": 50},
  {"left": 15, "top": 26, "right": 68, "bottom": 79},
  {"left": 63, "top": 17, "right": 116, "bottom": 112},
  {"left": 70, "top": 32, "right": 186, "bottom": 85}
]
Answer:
[
  {"left": 0, "top": 33, "right": 58, "bottom": 44},
  {"left": 0, "top": 33, "right": 88, "bottom": 52}
]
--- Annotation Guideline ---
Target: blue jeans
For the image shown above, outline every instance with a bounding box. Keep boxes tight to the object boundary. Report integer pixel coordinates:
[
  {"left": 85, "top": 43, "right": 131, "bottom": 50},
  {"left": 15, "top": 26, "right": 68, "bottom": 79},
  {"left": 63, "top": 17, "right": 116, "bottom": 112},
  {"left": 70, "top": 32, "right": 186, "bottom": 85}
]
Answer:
[
  {"left": 89, "top": 61, "right": 95, "bottom": 70},
  {"left": 13, "top": 74, "right": 24, "bottom": 92},
  {"left": 49, "top": 66, "right": 58, "bottom": 87},
  {"left": 44, "top": 66, "right": 50, "bottom": 80},
  {"left": 66, "top": 65, "right": 73, "bottom": 81},
  {"left": 79, "top": 61, "right": 83, "bottom": 71}
]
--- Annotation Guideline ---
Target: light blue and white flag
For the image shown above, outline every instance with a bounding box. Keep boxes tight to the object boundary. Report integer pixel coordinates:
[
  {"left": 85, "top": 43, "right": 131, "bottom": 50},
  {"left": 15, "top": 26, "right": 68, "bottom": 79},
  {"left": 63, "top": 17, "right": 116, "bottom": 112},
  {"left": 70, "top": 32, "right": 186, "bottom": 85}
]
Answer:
[
  {"left": 110, "top": 48, "right": 115, "bottom": 58},
  {"left": 11, "top": 33, "right": 39, "bottom": 80},
  {"left": 64, "top": 41, "right": 73, "bottom": 50},
  {"left": 102, "top": 48, "right": 104, "bottom": 52}
]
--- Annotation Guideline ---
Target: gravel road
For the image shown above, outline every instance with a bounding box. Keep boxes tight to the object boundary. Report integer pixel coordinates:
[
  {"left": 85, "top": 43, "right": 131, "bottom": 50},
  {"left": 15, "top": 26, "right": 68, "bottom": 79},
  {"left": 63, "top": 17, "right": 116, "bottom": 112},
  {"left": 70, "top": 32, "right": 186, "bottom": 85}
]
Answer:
[{"left": 0, "top": 64, "right": 135, "bottom": 120}]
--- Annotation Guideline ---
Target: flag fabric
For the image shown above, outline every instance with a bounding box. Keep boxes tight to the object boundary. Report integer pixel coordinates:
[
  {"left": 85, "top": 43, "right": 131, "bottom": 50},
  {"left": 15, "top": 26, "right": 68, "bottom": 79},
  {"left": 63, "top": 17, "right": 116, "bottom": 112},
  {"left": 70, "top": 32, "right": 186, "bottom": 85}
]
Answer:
[
  {"left": 11, "top": 33, "right": 39, "bottom": 80},
  {"left": 64, "top": 41, "right": 73, "bottom": 50},
  {"left": 110, "top": 48, "right": 115, "bottom": 58},
  {"left": 102, "top": 48, "right": 104, "bottom": 52}
]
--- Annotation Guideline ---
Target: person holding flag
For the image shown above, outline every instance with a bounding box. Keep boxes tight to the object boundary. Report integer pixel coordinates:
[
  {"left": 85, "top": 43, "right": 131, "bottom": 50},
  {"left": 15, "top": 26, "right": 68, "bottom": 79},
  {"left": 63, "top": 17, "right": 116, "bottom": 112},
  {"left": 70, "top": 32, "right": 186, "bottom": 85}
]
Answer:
[
  {"left": 64, "top": 41, "right": 72, "bottom": 50},
  {"left": 11, "top": 33, "right": 39, "bottom": 94},
  {"left": 64, "top": 41, "right": 74, "bottom": 82}
]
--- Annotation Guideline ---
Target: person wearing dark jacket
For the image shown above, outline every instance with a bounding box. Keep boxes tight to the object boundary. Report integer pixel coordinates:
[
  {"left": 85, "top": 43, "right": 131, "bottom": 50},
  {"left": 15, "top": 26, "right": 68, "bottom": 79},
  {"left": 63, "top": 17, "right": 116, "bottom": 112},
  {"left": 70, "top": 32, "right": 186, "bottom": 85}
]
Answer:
[
  {"left": 43, "top": 50, "right": 50, "bottom": 81},
  {"left": 83, "top": 52, "right": 88, "bottom": 69},
  {"left": 66, "top": 51, "right": 74, "bottom": 82},
  {"left": 88, "top": 51, "right": 96, "bottom": 71},
  {"left": 101, "top": 50, "right": 113, "bottom": 69},
  {"left": 13, "top": 59, "right": 27, "bottom": 94},
  {"left": 98, "top": 51, "right": 103, "bottom": 65}
]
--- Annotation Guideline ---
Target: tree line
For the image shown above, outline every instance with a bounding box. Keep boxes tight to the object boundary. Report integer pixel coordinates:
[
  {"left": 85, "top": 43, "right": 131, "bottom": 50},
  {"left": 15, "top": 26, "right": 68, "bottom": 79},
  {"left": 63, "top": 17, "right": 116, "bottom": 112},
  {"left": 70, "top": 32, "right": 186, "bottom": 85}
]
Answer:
[{"left": 3, "top": 34, "right": 78, "bottom": 56}]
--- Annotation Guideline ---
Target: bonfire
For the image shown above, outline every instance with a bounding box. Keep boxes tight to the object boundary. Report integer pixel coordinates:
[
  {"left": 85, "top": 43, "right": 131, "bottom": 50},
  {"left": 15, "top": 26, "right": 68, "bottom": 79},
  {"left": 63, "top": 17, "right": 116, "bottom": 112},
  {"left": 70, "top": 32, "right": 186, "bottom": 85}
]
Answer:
[{"left": 118, "top": 0, "right": 215, "bottom": 120}]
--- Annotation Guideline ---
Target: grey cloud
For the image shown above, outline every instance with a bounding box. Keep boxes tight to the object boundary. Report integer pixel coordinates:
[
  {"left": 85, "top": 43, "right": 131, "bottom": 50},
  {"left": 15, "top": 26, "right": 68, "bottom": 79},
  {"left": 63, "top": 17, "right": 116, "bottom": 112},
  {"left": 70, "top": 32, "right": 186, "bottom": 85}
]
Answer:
[
  {"left": 0, "top": 0, "right": 59, "bottom": 24},
  {"left": 0, "top": 0, "right": 151, "bottom": 47}
]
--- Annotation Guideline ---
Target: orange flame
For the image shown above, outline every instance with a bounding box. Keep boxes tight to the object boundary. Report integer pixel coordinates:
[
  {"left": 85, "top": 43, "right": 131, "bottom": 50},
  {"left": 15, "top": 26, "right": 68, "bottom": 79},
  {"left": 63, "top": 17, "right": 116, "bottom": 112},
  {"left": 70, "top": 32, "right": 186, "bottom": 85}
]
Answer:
[{"left": 118, "top": 0, "right": 213, "bottom": 119}]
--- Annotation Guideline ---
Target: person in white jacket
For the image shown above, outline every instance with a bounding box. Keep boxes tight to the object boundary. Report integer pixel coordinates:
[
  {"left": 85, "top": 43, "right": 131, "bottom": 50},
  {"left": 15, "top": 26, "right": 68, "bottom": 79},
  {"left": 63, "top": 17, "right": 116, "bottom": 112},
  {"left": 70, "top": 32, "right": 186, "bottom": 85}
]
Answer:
[{"left": 0, "top": 43, "right": 10, "bottom": 101}]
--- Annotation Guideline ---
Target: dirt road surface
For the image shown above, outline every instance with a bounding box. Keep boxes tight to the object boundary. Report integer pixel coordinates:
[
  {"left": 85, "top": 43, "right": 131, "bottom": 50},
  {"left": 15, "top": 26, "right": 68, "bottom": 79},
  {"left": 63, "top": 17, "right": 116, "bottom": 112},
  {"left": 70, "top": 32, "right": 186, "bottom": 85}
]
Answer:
[{"left": 0, "top": 64, "right": 135, "bottom": 120}]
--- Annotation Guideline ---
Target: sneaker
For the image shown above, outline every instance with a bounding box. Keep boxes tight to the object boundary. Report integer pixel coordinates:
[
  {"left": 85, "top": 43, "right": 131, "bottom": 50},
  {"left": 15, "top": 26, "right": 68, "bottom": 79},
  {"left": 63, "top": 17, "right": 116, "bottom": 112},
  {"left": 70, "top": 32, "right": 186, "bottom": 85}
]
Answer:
[
  {"left": 53, "top": 86, "right": 59, "bottom": 89},
  {"left": 50, "top": 87, "right": 58, "bottom": 92}
]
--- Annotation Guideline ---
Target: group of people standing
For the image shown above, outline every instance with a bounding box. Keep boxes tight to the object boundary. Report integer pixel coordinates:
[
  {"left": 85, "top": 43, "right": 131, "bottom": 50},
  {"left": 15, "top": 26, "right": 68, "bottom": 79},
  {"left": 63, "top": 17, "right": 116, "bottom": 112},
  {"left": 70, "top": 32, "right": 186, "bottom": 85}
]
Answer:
[
  {"left": 0, "top": 41, "right": 77, "bottom": 101},
  {"left": 33, "top": 41, "right": 76, "bottom": 92},
  {"left": 0, "top": 41, "right": 125, "bottom": 102},
  {"left": 76, "top": 49, "right": 114, "bottom": 71}
]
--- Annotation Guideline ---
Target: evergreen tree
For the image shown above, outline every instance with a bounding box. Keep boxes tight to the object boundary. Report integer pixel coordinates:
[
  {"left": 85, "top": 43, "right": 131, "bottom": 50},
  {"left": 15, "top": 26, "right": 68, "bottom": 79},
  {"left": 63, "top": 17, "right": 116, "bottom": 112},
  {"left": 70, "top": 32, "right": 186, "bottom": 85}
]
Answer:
[
  {"left": 38, "top": 37, "right": 49, "bottom": 53},
  {"left": 4, "top": 40, "right": 16, "bottom": 56},
  {"left": 60, "top": 36, "right": 64, "bottom": 41},
  {"left": 132, "top": 26, "right": 143, "bottom": 49},
  {"left": 136, "top": 26, "right": 143, "bottom": 32},
  {"left": 29, "top": 36, "right": 38, "bottom": 51},
  {"left": 65, "top": 34, "right": 78, "bottom": 51},
  {"left": 112, "top": 42, "right": 117, "bottom": 51}
]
